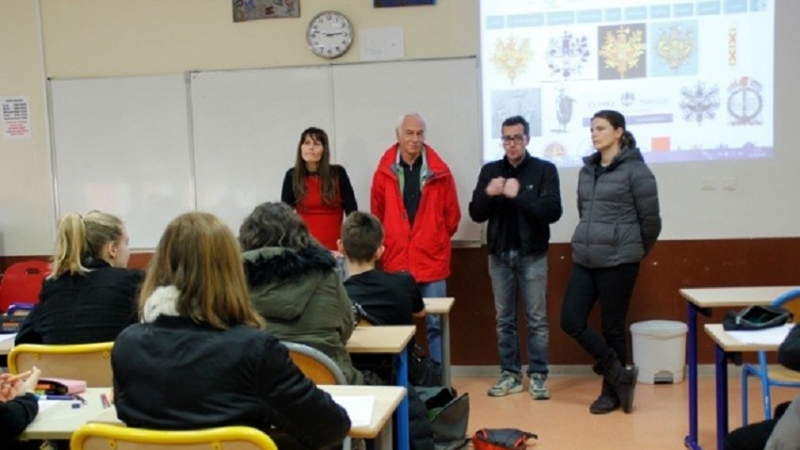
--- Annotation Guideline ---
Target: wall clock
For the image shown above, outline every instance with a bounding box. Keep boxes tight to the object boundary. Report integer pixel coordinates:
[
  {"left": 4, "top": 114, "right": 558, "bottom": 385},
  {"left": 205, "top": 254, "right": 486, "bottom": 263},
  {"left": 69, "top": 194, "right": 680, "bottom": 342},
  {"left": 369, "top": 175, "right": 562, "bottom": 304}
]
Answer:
[{"left": 306, "top": 11, "right": 354, "bottom": 59}]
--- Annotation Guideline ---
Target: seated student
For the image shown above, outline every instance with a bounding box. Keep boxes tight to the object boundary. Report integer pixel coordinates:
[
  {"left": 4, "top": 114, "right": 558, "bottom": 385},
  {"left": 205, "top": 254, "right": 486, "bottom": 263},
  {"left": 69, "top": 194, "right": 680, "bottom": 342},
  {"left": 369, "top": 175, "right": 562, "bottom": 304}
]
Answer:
[
  {"left": 239, "top": 202, "right": 363, "bottom": 385},
  {"left": 0, "top": 366, "right": 41, "bottom": 450},
  {"left": 340, "top": 211, "right": 426, "bottom": 327},
  {"left": 725, "top": 323, "right": 800, "bottom": 450},
  {"left": 16, "top": 211, "right": 144, "bottom": 345},
  {"left": 112, "top": 212, "right": 350, "bottom": 450},
  {"left": 340, "top": 212, "right": 435, "bottom": 450}
]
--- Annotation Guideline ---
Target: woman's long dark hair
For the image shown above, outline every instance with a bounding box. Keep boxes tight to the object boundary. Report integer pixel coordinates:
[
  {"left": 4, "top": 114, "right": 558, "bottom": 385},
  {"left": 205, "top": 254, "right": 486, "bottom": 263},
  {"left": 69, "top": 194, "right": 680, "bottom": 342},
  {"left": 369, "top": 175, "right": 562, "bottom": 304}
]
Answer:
[
  {"left": 292, "top": 127, "right": 338, "bottom": 206},
  {"left": 592, "top": 110, "right": 637, "bottom": 149}
]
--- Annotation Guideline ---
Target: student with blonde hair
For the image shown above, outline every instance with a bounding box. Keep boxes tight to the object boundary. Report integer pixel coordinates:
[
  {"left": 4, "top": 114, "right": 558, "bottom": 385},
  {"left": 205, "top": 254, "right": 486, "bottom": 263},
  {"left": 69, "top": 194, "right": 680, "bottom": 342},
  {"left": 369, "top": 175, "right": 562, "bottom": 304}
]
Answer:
[
  {"left": 112, "top": 212, "right": 350, "bottom": 450},
  {"left": 15, "top": 210, "right": 143, "bottom": 345}
]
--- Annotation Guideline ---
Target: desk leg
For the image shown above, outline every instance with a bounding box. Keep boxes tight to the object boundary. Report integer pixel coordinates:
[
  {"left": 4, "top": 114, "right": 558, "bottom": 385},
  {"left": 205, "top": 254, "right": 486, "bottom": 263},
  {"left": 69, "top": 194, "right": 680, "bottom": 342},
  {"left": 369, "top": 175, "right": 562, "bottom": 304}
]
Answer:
[
  {"left": 397, "top": 348, "right": 410, "bottom": 450},
  {"left": 376, "top": 422, "right": 394, "bottom": 450},
  {"left": 715, "top": 344, "right": 729, "bottom": 450},
  {"left": 441, "top": 313, "right": 451, "bottom": 388},
  {"left": 685, "top": 302, "right": 702, "bottom": 450}
]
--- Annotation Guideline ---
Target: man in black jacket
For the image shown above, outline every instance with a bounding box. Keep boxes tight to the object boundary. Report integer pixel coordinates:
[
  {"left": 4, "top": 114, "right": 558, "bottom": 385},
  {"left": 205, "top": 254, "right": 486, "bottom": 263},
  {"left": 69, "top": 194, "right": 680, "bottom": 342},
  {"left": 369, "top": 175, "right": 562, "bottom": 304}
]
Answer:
[{"left": 468, "top": 115, "right": 562, "bottom": 400}]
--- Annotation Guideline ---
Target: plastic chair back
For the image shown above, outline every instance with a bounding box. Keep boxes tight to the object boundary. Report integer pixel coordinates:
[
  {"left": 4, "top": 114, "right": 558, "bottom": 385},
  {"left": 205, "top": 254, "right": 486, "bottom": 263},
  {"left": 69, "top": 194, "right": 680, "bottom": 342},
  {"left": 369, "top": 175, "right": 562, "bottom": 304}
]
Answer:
[
  {"left": 70, "top": 424, "right": 278, "bottom": 450},
  {"left": 9, "top": 342, "right": 114, "bottom": 387},
  {"left": 0, "top": 260, "right": 50, "bottom": 313},
  {"left": 282, "top": 341, "right": 346, "bottom": 385}
]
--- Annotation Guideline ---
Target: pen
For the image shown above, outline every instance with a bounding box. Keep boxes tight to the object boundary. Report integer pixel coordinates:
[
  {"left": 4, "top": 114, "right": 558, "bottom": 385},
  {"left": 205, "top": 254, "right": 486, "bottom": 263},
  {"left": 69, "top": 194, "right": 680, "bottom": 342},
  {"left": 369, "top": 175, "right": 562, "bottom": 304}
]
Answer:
[{"left": 41, "top": 394, "right": 76, "bottom": 401}]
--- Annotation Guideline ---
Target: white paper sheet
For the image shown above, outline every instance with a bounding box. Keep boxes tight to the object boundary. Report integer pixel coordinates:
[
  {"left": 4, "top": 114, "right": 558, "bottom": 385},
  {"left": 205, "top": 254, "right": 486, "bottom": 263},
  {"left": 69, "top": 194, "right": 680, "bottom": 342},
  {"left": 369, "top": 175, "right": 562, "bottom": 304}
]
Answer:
[
  {"left": 359, "top": 27, "right": 404, "bottom": 61},
  {"left": 0, "top": 333, "right": 17, "bottom": 343},
  {"left": 727, "top": 324, "right": 794, "bottom": 345},
  {"left": 36, "top": 400, "right": 63, "bottom": 412},
  {"left": 331, "top": 395, "right": 374, "bottom": 427}
]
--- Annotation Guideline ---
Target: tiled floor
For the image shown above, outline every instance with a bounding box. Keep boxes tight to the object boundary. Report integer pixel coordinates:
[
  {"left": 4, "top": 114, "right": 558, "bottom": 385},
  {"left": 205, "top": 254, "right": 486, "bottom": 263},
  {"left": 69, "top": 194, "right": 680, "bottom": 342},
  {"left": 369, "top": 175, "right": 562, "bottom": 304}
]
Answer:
[{"left": 452, "top": 374, "right": 798, "bottom": 450}]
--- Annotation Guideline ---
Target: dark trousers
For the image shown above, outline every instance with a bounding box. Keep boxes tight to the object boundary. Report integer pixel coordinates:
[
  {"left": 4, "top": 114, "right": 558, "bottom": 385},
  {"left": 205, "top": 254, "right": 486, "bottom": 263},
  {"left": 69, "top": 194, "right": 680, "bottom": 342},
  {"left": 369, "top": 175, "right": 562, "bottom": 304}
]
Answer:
[
  {"left": 724, "top": 401, "right": 790, "bottom": 450},
  {"left": 560, "top": 262, "right": 640, "bottom": 363}
]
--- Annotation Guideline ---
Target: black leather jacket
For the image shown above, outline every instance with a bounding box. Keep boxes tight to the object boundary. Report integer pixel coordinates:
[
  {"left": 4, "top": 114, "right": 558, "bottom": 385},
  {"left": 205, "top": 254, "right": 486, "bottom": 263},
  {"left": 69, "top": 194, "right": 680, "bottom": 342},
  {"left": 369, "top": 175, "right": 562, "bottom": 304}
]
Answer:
[
  {"left": 469, "top": 153, "right": 562, "bottom": 257},
  {"left": 112, "top": 315, "right": 351, "bottom": 450}
]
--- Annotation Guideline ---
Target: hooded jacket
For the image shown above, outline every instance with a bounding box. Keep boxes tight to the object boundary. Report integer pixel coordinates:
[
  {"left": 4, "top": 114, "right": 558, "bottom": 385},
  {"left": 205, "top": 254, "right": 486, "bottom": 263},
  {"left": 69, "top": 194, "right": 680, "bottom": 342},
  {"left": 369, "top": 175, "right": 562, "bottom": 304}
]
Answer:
[
  {"left": 571, "top": 147, "right": 661, "bottom": 268},
  {"left": 242, "top": 245, "right": 363, "bottom": 385},
  {"left": 370, "top": 144, "right": 461, "bottom": 283}
]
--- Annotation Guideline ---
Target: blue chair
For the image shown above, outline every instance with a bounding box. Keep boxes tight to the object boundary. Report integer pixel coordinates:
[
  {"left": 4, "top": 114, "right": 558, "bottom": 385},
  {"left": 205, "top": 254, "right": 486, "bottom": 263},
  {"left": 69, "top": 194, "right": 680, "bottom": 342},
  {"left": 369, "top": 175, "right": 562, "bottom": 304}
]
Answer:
[{"left": 740, "top": 288, "right": 800, "bottom": 425}]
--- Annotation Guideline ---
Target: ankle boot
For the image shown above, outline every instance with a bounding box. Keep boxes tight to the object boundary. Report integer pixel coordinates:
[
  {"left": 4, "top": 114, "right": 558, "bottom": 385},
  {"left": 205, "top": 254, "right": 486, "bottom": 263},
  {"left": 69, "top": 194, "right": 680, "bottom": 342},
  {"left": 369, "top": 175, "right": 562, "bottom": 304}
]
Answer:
[
  {"left": 589, "top": 378, "right": 620, "bottom": 414},
  {"left": 596, "top": 350, "right": 639, "bottom": 414}
]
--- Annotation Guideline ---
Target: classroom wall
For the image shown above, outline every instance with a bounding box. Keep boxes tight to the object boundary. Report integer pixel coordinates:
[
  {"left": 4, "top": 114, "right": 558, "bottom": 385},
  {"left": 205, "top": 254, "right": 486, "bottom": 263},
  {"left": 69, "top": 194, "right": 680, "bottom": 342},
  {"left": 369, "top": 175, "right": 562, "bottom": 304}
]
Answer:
[{"left": 2, "top": 0, "right": 799, "bottom": 365}]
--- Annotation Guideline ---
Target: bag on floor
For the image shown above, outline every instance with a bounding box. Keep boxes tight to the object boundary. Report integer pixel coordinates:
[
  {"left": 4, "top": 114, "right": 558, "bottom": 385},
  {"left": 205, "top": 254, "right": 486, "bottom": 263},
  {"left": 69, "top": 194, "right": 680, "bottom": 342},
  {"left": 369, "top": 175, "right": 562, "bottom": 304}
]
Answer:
[
  {"left": 472, "top": 428, "right": 538, "bottom": 450},
  {"left": 409, "top": 345, "right": 443, "bottom": 387},
  {"left": 416, "top": 386, "right": 470, "bottom": 450}
]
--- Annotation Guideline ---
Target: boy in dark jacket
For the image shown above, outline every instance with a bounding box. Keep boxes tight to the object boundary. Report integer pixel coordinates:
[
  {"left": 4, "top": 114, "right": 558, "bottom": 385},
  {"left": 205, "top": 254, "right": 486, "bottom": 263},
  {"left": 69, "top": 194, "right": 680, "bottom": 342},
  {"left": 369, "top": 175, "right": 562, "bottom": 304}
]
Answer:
[{"left": 339, "top": 211, "right": 433, "bottom": 450}]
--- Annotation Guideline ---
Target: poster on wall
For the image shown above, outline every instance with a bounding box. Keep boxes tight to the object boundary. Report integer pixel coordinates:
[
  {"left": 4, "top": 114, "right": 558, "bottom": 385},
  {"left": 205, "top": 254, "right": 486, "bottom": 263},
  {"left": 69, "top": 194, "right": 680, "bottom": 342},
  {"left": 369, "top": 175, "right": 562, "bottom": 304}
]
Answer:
[
  {"left": 232, "top": 0, "right": 300, "bottom": 22},
  {"left": 1, "top": 96, "right": 31, "bottom": 140},
  {"left": 374, "top": 0, "right": 435, "bottom": 7}
]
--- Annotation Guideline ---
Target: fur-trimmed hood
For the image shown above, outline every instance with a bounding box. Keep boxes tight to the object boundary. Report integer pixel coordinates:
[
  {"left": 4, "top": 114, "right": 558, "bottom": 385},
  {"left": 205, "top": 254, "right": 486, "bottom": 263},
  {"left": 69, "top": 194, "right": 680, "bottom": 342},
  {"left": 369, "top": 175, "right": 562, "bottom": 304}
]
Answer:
[{"left": 242, "top": 245, "right": 337, "bottom": 321}]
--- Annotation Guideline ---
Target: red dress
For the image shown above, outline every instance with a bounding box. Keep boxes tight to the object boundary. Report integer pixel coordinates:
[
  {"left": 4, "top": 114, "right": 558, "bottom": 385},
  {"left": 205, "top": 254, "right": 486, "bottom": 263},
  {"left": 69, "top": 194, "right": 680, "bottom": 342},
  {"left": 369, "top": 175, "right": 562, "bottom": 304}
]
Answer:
[{"left": 281, "top": 166, "right": 358, "bottom": 251}]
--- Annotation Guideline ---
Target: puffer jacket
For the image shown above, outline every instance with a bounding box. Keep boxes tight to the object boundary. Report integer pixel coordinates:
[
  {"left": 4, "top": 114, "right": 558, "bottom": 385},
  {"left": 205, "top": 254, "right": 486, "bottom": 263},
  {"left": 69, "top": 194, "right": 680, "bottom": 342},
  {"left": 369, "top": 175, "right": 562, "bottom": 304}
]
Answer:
[
  {"left": 571, "top": 147, "right": 661, "bottom": 268},
  {"left": 242, "top": 245, "right": 363, "bottom": 385}
]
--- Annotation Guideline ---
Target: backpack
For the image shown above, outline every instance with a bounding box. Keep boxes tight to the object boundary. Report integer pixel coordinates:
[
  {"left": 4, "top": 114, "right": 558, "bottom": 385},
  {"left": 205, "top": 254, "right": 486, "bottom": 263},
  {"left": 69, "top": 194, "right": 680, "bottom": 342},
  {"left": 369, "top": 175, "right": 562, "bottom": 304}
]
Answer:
[
  {"left": 417, "top": 386, "right": 470, "bottom": 450},
  {"left": 472, "top": 428, "right": 538, "bottom": 450}
]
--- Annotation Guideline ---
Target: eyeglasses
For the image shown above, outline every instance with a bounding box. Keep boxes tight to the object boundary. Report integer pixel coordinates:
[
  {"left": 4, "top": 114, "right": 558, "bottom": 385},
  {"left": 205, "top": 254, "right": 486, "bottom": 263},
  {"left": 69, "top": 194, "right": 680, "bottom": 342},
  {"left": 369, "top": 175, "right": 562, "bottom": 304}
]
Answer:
[{"left": 501, "top": 134, "right": 526, "bottom": 145}]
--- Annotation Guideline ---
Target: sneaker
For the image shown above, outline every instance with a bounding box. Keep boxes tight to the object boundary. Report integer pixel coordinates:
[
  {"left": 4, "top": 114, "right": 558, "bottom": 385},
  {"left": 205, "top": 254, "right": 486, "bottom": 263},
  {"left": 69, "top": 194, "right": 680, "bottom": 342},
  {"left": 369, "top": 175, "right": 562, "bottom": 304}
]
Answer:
[
  {"left": 529, "top": 373, "right": 551, "bottom": 400},
  {"left": 487, "top": 371, "right": 523, "bottom": 397}
]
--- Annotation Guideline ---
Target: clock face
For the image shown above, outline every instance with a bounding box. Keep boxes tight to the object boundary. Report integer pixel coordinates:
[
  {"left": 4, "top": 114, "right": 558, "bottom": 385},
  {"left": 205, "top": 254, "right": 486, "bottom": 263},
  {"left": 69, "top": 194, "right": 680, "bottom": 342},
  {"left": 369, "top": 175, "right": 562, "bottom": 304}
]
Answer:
[{"left": 306, "top": 11, "right": 354, "bottom": 59}]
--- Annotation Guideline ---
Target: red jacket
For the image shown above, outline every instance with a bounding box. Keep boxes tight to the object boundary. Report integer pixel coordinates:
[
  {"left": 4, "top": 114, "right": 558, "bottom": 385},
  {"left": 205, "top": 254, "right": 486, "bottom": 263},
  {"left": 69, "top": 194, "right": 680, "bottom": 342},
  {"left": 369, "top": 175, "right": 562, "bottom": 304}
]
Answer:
[{"left": 370, "top": 144, "right": 461, "bottom": 283}]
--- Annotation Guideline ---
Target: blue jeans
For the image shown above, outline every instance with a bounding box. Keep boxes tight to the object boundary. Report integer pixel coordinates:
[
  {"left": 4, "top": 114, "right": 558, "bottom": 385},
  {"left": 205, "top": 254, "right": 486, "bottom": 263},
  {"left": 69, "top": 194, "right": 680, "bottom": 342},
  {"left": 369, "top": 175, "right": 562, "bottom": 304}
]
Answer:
[
  {"left": 418, "top": 280, "right": 446, "bottom": 363},
  {"left": 489, "top": 251, "right": 549, "bottom": 375}
]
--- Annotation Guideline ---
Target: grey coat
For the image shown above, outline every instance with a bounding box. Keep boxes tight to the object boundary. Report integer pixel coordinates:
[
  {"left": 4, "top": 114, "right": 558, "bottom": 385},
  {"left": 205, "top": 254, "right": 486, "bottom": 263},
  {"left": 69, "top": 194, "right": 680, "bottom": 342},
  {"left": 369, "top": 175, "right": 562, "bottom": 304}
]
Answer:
[{"left": 571, "top": 147, "right": 661, "bottom": 268}]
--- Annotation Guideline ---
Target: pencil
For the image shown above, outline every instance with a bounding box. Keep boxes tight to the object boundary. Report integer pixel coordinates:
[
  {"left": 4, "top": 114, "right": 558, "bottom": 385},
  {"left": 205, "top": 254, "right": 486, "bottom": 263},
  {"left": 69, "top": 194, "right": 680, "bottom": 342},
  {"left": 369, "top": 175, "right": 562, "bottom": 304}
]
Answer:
[{"left": 1, "top": 370, "right": 32, "bottom": 384}]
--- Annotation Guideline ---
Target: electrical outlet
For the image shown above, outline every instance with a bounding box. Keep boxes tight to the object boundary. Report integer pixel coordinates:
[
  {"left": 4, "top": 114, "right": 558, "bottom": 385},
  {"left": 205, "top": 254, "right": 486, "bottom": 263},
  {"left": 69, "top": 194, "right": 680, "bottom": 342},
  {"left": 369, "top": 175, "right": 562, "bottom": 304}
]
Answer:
[
  {"left": 722, "top": 177, "right": 737, "bottom": 191},
  {"left": 701, "top": 177, "right": 716, "bottom": 191}
]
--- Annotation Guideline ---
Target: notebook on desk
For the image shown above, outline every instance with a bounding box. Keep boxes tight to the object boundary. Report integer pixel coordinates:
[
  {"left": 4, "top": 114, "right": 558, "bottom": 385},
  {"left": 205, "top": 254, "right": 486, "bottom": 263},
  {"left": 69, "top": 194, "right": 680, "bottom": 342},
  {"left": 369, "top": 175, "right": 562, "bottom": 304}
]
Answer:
[
  {"left": 727, "top": 324, "right": 794, "bottom": 346},
  {"left": 331, "top": 395, "right": 374, "bottom": 427}
]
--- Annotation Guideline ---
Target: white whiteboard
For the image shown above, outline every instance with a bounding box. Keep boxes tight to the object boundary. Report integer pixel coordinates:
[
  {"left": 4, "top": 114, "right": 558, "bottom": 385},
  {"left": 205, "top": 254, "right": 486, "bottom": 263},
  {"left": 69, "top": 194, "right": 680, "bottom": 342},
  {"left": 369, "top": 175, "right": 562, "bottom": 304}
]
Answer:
[
  {"left": 190, "top": 57, "right": 482, "bottom": 242},
  {"left": 50, "top": 75, "right": 193, "bottom": 249},
  {"left": 331, "top": 58, "right": 482, "bottom": 243},
  {"left": 190, "top": 66, "right": 335, "bottom": 234}
]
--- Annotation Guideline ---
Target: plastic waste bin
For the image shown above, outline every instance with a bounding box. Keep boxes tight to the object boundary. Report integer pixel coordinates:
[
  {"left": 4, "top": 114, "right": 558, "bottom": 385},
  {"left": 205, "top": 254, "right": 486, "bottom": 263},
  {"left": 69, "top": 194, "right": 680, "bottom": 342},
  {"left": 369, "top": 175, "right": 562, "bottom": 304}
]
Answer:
[{"left": 630, "top": 320, "right": 688, "bottom": 384}]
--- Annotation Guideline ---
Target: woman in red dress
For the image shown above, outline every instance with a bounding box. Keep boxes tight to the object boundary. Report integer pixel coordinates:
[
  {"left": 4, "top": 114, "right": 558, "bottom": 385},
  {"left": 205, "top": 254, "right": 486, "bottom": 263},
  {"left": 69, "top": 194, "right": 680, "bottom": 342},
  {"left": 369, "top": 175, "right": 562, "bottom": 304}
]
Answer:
[{"left": 281, "top": 127, "right": 357, "bottom": 251}]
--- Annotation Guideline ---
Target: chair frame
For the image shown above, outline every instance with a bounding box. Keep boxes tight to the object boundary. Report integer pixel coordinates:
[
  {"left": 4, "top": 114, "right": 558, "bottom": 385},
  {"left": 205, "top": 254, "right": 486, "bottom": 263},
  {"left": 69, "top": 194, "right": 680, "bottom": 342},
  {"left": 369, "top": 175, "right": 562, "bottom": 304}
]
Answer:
[
  {"left": 282, "top": 341, "right": 347, "bottom": 385},
  {"left": 70, "top": 423, "right": 278, "bottom": 450},
  {"left": 282, "top": 341, "right": 351, "bottom": 450},
  {"left": 8, "top": 342, "right": 114, "bottom": 387},
  {"left": 741, "top": 288, "right": 800, "bottom": 424}
]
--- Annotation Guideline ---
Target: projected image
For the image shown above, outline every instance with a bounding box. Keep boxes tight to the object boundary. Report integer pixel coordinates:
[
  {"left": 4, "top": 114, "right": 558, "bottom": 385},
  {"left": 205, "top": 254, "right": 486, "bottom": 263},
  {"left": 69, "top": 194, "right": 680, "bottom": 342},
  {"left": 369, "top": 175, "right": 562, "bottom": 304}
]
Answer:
[
  {"left": 598, "top": 24, "right": 647, "bottom": 80},
  {"left": 650, "top": 21, "right": 699, "bottom": 76},
  {"left": 543, "top": 29, "right": 595, "bottom": 81},
  {"left": 480, "top": 0, "right": 775, "bottom": 166}
]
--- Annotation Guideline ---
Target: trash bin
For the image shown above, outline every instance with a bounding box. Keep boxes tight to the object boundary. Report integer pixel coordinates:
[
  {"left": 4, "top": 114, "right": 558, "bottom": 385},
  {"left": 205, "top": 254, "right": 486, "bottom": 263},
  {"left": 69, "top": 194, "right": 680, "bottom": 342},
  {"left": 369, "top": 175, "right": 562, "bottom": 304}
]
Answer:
[{"left": 630, "top": 320, "right": 688, "bottom": 384}]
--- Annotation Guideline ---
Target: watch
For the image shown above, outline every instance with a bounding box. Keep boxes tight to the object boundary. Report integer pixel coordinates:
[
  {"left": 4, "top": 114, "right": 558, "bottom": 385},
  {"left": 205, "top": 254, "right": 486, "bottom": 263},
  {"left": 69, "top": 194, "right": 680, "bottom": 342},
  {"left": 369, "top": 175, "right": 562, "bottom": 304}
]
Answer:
[{"left": 306, "top": 11, "right": 354, "bottom": 59}]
